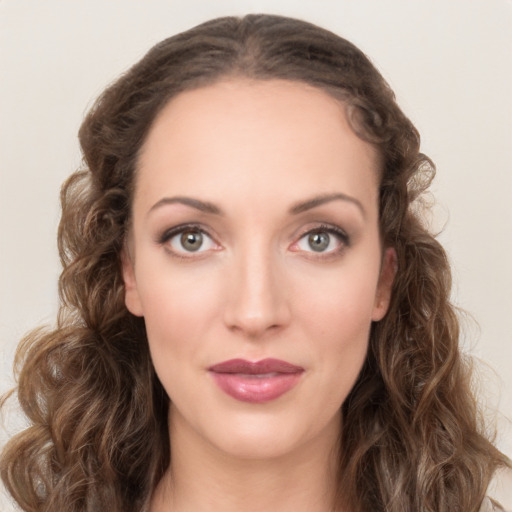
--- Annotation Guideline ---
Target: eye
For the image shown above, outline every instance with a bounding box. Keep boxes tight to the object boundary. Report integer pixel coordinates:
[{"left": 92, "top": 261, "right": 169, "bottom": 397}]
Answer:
[
  {"left": 293, "top": 226, "right": 349, "bottom": 255},
  {"left": 160, "top": 226, "right": 218, "bottom": 256}
]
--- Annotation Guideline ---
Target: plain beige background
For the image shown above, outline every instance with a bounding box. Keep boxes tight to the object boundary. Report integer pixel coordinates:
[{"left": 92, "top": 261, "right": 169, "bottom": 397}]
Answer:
[{"left": 1, "top": 0, "right": 511, "bottom": 509}]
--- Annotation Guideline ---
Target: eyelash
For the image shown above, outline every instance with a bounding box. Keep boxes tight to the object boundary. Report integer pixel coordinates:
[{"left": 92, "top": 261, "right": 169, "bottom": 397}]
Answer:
[
  {"left": 158, "top": 223, "right": 218, "bottom": 259},
  {"left": 157, "top": 223, "right": 350, "bottom": 258},
  {"left": 293, "top": 224, "right": 350, "bottom": 257}
]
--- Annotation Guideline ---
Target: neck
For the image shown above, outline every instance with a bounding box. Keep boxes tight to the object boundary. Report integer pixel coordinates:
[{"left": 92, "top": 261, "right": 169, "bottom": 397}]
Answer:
[{"left": 151, "top": 409, "right": 342, "bottom": 512}]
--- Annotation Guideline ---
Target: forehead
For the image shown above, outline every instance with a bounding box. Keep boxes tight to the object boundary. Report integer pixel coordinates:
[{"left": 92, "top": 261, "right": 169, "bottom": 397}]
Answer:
[{"left": 135, "top": 79, "right": 380, "bottom": 211}]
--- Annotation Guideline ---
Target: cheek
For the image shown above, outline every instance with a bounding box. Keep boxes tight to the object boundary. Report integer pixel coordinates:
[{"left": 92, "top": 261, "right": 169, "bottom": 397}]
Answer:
[
  {"left": 306, "top": 281, "right": 374, "bottom": 363},
  {"left": 312, "top": 299, "right": 371, "bottom": 410},
  {"left": 292, "top": 256, "right": 381, "bottom": 386},
  {"left": 294, "top": 255, "right": 381, "bottom": 339},
  {"left": 135, "top": 263, "right": 223, "bottom": 365}
]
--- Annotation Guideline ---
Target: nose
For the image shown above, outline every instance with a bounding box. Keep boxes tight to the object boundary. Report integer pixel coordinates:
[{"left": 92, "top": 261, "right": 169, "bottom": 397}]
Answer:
[{"left": 223, "top": 243, "right": 291, "bottom": 339}]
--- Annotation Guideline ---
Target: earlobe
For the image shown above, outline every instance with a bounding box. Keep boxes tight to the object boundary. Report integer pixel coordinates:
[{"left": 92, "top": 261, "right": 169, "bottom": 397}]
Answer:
[
  {"left": 121, "top": 248, "right": 144, "bottom": 317},
  {"left": 372, "top": 247, "right": 397, "bottom": 322}
]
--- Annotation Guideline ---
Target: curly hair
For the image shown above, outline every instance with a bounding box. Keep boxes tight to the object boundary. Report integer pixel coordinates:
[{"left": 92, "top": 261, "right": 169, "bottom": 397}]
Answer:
[{"left": 1, "top": 14, "right": 508, "bottom": 512}]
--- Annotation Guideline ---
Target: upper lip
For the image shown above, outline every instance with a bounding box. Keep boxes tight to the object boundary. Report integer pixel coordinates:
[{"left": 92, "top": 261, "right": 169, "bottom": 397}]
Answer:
[{"left": 208, "top": 358, "right": 304, "bottom": 374}]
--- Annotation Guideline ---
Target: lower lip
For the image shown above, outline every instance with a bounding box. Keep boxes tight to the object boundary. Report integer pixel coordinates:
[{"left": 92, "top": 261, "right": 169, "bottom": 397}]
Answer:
[{"left": 210, "top": 372, "right": 303, "bottom": 403}]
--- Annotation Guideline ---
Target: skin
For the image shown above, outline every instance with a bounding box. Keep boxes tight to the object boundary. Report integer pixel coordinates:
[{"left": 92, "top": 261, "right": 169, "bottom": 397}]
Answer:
[{"left": 122, "top": 79, "right": 396, "bottom": 511}]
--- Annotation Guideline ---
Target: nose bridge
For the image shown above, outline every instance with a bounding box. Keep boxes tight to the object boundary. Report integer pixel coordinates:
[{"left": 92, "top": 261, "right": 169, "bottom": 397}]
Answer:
[{"left": 224, "top": 235, "right": 289, "bottom": 336}]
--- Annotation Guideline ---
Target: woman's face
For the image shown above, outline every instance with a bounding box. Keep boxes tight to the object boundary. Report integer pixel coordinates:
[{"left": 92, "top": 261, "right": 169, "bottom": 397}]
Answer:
[{"left": 123, "top": 79, "right": 395, "bottom": 460}]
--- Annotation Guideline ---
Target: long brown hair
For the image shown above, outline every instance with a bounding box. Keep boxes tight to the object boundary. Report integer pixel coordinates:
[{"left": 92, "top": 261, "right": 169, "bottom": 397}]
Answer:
[{"left": 1, "top": 14, "right": 508, "bottom": 512}]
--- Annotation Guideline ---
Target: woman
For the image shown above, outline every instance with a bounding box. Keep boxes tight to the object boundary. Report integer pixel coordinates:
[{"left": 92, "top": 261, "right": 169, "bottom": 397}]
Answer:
[{"left": 1, "top": 14, "right": 509, "bottom": 512}]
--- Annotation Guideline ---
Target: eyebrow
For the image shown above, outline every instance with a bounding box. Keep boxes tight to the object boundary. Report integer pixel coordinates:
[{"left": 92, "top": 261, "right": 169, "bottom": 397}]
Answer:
[
  {"left": 148, "top": 196, "right": 224, "bottom": 216},
  {"left": 289, "top": 193, "right": 366, "bottom": 218},
  {"left": 148, "top": 192, "right": 365, "bottom": 218}
]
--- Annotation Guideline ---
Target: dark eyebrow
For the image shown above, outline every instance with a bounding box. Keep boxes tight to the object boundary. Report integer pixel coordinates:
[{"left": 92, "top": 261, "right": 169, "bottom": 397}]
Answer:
[
  {"left": 148, "top": 193, "right": 364, "bottom": 217},
  {"left": 289, "top": 193, "right": 366, "bottom": 218},
  {"left": 148, "top": 196, "right": 223, "bottom": 216}
]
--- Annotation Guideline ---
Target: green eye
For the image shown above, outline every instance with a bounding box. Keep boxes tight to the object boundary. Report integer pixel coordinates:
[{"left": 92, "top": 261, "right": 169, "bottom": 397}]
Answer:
[
  {"left": 307, "top": 232, "right": 330, "bottom": 252},
  {"left": 180, "top": 230, "right": 204, "bottom": 252},
  {"left": 294, "top": 226, "right": 348, "bottom": 255},
  {"left": 163, "top": 227, "right": 216, "bottom": 254}
]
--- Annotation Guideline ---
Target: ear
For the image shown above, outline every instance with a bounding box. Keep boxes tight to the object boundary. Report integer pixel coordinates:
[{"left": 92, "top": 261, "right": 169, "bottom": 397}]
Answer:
[
  {"left": 371, "top": 247, "right": 397, "bottom": 321},
  {"left": 121, "top": 248, "right": 144, "bottom": 317}
]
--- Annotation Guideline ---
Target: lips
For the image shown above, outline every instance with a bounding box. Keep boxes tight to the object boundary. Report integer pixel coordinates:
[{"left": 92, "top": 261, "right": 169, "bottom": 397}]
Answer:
[{"left": 208, "top": 358, "right": 304, "bottom": 403}]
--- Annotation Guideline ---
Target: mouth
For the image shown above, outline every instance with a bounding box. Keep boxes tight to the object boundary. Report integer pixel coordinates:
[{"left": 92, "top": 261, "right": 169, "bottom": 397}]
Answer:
[{"left": 208, "top": 358, "right": 304, "bottom": 403}]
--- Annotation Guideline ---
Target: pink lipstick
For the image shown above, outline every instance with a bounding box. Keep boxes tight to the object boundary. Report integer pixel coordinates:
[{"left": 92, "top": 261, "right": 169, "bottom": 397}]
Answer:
[{"left": 208, "top": 358, "right": 304, "bottom": 403}]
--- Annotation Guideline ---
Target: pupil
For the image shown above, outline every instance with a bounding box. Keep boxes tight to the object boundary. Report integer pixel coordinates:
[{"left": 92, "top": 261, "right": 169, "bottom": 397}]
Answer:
[
  {"left": 181, "top": 231, "right": 203, "bottom": 251},
  {"left": 309, "top": 232, "right": 329, "bottom": 252}
]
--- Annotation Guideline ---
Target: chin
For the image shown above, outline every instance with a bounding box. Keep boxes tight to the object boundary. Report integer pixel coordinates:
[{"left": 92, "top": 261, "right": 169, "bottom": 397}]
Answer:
[{"left": 199, "top": 406, "right": 342, "bottom": 462}]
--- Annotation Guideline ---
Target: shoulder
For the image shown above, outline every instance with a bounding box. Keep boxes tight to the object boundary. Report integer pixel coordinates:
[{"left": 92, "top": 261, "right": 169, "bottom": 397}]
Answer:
[{"left": 482, "top": 467, "right": 512, "bottom": 512}]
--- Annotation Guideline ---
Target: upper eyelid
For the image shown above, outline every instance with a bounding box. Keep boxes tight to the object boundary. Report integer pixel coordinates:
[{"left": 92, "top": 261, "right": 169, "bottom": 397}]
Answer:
[
  {"left": 295, "top": 223, "right": 350, "bottom": 242},
  {"left": 157, "top": 223, "right": 214, "bottom": 243}
]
